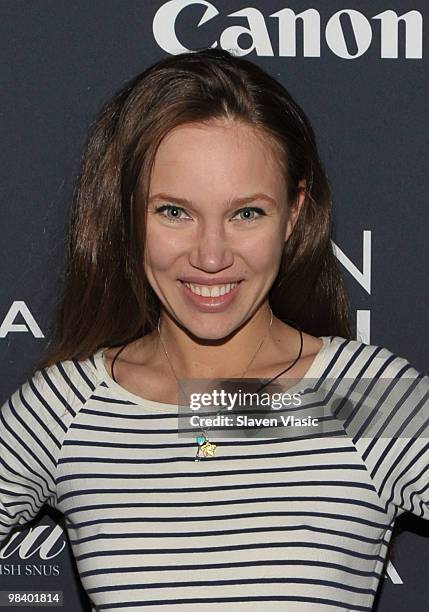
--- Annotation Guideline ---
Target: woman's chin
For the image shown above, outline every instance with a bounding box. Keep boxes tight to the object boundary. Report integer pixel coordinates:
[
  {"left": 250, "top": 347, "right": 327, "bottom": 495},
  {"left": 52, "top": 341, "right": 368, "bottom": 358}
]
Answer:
[{"left": 176, "top": 316, "right": 242, "bottom": 342}]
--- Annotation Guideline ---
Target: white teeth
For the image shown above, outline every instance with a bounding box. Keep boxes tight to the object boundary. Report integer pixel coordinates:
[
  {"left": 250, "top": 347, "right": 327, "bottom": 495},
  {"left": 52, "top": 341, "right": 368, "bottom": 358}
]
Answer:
[{"left": 183, "top": 282, "right": 239, "bottom": 297}]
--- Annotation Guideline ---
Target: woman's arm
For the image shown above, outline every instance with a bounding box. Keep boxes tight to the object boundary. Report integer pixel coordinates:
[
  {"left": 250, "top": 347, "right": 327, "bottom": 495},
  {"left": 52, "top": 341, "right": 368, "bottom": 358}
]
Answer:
[
  {"left": 0, "top": 360, "right": 96, "bottom": 544},
  {"left": 345, "top": 349, "right": 429, "bottom": 519}
]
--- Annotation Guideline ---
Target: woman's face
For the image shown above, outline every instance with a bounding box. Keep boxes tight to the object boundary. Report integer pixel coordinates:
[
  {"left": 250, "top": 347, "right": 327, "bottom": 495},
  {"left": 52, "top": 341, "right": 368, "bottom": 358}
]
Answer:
[{"left": 144, "top": 119, "right": 303, "bottom": 339}]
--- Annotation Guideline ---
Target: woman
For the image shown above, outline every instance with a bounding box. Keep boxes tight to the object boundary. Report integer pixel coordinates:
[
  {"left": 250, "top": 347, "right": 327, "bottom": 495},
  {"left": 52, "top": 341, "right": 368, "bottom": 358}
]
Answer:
[{"left": 0, "top": 48, "right": 427, "bottom": 611}]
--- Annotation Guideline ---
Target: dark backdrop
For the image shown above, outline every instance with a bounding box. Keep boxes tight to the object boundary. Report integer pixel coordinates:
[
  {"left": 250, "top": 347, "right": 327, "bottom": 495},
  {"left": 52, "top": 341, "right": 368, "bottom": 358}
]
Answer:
[{"left": 1, "top": 1, "right": 428, "bottom": 610}]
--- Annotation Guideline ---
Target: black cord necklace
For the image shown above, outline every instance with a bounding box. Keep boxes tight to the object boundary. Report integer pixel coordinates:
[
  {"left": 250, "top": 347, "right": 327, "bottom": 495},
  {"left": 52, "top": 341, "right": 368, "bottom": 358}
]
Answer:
[
  {"left": 192, "top": 322, "right": 303, "bottom": 461},
  {"left": 107, "top": 318, "right": 304, "bottom": 462}
]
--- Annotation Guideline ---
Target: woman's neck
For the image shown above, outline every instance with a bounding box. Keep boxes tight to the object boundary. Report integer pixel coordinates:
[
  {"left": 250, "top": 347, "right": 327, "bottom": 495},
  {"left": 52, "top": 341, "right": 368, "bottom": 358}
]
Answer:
[{"left": 156, "top": 304, "right": 277, "bottom": 379}]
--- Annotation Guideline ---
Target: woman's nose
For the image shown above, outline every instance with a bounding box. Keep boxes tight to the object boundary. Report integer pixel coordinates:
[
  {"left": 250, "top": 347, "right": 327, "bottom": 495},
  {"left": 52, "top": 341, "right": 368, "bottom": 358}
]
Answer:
[{"left": 188, "top": 224, "right": 234, "bottom": 272}]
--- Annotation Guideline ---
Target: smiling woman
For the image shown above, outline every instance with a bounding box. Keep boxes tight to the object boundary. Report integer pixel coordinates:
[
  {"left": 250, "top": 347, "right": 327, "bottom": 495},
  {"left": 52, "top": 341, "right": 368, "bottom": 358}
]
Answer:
[
  {"left": 50, "top": 48, "right": 353, "bottom": 356},
  {"left": 1, "top": 48, "right": 428, "bottom": 612},
  {"left": 144, "top": 120, "right": 293, "bottom": 339},
  {"left": 31, "top": 46, "right": 355, "bottom": 399}
]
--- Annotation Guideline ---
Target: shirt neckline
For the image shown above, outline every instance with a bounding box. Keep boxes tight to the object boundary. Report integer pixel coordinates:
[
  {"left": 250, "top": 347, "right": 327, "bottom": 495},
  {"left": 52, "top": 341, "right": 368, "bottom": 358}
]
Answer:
[{"left": 93, "top": 335, "right": 334, "bottom": 412}]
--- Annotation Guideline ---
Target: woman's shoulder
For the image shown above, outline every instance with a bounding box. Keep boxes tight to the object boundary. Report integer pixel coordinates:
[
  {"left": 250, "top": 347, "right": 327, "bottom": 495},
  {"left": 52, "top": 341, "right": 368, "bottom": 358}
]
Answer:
[
  {"left": 5, "top": 350, "right": 106, "bottom": 420},
  {"left": 317, "top": 336, "right": 428, "bottom": 447},
  {"left": 0, "top": 351, "right": 106, "bottom": 451},
  {"left": 323, "top": 334, "right": 427, "bottom": 379},
  {"left": 40, "top": 350, "right": 103, "bottom": 392}
]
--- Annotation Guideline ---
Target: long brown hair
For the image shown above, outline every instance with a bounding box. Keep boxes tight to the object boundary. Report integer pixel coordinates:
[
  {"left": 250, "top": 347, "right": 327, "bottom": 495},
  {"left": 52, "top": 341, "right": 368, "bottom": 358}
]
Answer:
[{"left": 36, "top": 48, "right": 353, "bottom": 371}]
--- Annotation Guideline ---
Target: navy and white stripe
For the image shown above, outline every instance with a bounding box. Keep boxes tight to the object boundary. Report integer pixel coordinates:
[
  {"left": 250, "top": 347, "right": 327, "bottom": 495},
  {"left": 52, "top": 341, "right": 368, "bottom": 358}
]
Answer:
[{"left": 1, "top": 336, "right": 428, "bottom": 611}]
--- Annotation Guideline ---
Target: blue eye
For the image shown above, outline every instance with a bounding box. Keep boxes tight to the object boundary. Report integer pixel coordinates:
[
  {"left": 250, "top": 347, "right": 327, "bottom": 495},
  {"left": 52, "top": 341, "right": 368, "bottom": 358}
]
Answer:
[
  {"left": 234, "top": 207, "right": 265, "bottom": 222},
  {"left": 154, "top": 204, "right": 189, "bottom": 222}
]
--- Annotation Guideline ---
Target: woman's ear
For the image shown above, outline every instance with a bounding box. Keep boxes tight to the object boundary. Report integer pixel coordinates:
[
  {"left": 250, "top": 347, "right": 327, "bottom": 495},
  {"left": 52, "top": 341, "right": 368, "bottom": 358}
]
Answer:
[{"left": 284, "top": 179, "right": 307, "bottom": 242}]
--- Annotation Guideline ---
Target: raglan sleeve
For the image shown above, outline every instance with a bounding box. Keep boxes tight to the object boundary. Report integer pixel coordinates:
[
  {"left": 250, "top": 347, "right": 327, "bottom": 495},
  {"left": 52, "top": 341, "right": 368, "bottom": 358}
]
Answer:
[
  {"left": 0, "top": 362, "right": 86, "bottom": 545},
  {"left": 351, "top": 349, "right": 429, "bottom": 519}
]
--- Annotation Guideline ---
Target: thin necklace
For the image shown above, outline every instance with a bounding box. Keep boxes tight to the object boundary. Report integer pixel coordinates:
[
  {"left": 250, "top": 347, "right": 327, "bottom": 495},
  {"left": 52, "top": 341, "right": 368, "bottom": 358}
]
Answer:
[
  {"left": 157, "top": 310, "right": 303, "bottom": 461},
  {"left": 157, "top": 308, "right": 273, "bottom": 382}
]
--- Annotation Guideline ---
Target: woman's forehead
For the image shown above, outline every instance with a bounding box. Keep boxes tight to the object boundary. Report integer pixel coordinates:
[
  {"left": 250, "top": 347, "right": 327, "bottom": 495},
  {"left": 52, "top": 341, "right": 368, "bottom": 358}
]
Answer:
[
  {"left": 149, "top": 120, "right": 286, "bottom": 197},
  {"left": 156, "top": 118, "right": 281, "bottom": 156}
]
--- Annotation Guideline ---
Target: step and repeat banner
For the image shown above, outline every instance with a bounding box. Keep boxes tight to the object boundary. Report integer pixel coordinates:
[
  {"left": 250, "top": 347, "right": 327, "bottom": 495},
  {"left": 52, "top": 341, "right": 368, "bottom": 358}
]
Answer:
[{"left": 1, "top": 1, "right": 428, "bottom": 610}]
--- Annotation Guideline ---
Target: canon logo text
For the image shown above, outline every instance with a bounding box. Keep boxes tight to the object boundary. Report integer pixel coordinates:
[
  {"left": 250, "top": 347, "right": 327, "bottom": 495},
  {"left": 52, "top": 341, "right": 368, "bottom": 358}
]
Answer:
[{"left": 153, "top": 0, "right": 423, "bottom": 59}]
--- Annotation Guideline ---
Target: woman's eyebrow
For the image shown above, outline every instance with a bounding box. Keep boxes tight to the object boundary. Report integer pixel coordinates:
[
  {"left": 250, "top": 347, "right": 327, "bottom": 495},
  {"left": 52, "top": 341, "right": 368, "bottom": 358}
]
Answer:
[
  {"left": 233, "top": 193, "right": 278, "bottom": 207},
  {"left": 148, "top": 193, "right": 190, "bottom": 205},
  {"left": 148, "top": 192, "right": 278, "bottom": 206}
]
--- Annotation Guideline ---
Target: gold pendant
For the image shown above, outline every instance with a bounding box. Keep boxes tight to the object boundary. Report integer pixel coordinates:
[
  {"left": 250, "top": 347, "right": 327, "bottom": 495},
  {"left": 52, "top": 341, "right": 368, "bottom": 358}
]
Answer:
[
  {"left": 200, "top": 440, "right": 217, "bottom": 457},
  {"left": 195, "top": 435, "right": 217, "bottom": 460}
]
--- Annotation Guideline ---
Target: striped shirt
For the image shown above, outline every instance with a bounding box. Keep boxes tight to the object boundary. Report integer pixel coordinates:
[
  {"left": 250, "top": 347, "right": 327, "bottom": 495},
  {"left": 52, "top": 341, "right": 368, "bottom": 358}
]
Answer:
[{"left": 1, "top": 335, "right": 428, "bottom": 611}]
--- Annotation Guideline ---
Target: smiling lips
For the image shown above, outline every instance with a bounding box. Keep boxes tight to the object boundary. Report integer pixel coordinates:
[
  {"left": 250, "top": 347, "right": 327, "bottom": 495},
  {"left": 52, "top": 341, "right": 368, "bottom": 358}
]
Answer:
[
  {"left": 183, "top": 281, "right": 239, "bottom": 297},
  {"left": 178, "top": 280, "right": 242, "bottom": 311}
]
